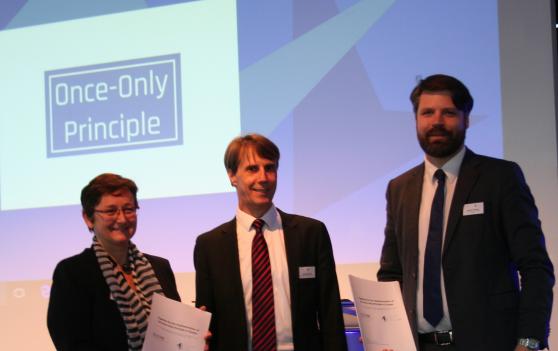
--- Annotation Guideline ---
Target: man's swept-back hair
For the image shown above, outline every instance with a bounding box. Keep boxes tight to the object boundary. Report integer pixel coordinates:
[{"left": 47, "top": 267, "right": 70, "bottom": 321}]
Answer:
[
  {"left": 224, "top": 133, "right": 280, "bottom": 174},
  {"left": 81, "top": 173, "right": 139, "bottom": 220},
  {"left": 410, "top": 74, "right": 474, "bottom": 115}
]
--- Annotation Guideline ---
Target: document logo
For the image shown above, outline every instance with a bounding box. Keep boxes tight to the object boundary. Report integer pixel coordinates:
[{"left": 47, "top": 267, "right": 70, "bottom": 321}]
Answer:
[{"left": 45, "top": 54, "right": 182, "bottom": 157}]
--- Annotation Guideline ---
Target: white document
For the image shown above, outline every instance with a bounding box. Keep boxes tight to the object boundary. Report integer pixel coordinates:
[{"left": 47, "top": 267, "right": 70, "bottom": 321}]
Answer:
[
  {"left": 142, "top": 294, "right": 211, "bottom": 351},
  {"left": 349, "top": 275, "right": 416, "bottom": 351}
]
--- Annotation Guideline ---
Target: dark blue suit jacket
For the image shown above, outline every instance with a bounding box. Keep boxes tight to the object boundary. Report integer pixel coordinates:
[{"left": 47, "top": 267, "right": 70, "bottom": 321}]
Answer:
[
  {"left": 47, "top": 248, "right": 180, "bottom": 351},
  {"left": 377, "top": 149, "right": 554, "bottom": 350},
  {"left": 194, "top": 209, "right": 348, "bottom": 351}
]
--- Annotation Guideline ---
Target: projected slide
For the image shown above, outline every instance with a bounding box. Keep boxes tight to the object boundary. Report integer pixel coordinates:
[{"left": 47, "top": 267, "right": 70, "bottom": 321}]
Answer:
[
  {"left": 0, "top": 0, "right": 240, "bottom": 210},
  {"left": 0, "top": 0, "right": 507, "bottom": 279}
]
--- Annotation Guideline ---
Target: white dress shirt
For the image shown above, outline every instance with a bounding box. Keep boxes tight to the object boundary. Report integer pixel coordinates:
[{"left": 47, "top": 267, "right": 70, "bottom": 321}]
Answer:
[
  {"left": 417, "top": 147, "right": 466, "bottom": 333},
  {"left": 236, "top": 205, "right": 294, "bottom": 350}
]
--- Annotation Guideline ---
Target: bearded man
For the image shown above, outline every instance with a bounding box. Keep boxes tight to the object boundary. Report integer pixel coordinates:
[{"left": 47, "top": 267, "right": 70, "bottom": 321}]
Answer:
[{"left": 377, "top": 74, "right": 554, "bottom": 351}]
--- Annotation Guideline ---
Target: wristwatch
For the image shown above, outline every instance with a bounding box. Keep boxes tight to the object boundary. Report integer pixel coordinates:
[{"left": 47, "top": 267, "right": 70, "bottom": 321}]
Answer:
[{"left": 518, "top": 338, "right": 540, "bottom": 350}]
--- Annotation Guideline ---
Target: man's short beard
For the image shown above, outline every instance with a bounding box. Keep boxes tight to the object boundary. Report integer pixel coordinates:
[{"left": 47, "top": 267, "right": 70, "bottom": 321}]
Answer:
[{"left": 418, "top": 129, "right": 466, "bottom": 158}]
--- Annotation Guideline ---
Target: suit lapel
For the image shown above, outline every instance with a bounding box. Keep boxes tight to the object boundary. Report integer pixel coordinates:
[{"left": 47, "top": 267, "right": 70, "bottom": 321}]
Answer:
[
  {"left": 405, "top": 164, "right": 424, "bottom": 272},
  {"left": 278, "top": 209, "right": 299, "bottom": 290},
  {"left": 278, "top": 209, "right": 301, "bottom": 333},
  {"left": 220, "top": 218, "right": 244, "bottom": 291},
  {"left": 218, "top": 218, "right": 250, "bottom": 347},
  {"left": 403, "top": 164, "right": 423, "bottom": 341},
  {"left": 443, "top": 149, "right": 481, "bottom": 253}
]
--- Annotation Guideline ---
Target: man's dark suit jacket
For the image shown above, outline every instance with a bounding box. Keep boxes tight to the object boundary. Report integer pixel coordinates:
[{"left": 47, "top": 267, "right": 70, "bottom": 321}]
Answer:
[
  {"left": 377, "top": 149, "right": 554, "bottom": 350},
  {"left": 47, "top": 248, "right": 181, "bottom": 351},
  {"left": 194, "top": 209, "right": 348, "bottom": 351}
]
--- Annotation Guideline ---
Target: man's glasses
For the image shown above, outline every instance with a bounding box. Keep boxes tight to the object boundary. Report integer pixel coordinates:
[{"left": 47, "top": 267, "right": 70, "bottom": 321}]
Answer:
[{"left": 94, "top": 207, "right": 138, "bottom": 219}]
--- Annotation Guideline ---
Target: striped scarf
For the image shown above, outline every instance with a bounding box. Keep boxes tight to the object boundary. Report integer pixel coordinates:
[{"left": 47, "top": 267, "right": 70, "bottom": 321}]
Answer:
[{"left": 92, "top": 237, "right": 163, "bottom": 351}]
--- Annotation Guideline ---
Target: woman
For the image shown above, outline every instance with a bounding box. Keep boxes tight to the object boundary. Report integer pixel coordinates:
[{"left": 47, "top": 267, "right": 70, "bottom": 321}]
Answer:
[{"left": 47, "top": 173, "right": 181, "bottom": 351}]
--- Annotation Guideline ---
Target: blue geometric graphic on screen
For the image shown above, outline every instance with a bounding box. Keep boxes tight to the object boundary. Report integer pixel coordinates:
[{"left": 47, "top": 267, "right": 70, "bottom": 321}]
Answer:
[
  {"left": 352, "top": 0, "right": 501, "bottom": 112},
  {"left": 4, "top": 0, "right": 146, "bottom": 29},
  {"left": 237, "top": 2, "right": 293, "bottom": 70},
  {"left": 44, "top": 54, "right": 183, "bottom": 157},
  {"left": 2, "top": 0, "right": 201, "bottom": 30},
  {"left": 0, "top": 0, "right": 26, "bottom": 30},
  {"left": 290, "top": 0, "right": 494, "bottom": 215},
  {"left": 239, "top": 0, "right": 396, "bottom": 134},
  {"left": 144, "top": 0, "right": 194, "bottom": 7}
]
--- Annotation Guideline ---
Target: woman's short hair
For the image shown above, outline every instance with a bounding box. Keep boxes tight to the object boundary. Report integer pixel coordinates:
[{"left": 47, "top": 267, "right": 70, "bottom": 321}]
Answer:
[{"left": 81, "top": 173, "right": 139, "bottom": 220}]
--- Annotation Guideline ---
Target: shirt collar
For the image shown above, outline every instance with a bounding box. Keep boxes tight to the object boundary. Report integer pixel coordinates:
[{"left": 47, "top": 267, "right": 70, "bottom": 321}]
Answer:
[
  {"left": 424, "top": 146, "right": 466, "bottom": 184},
  {"left": 236, "top": 204, "right": 280, "bottom": 232}
]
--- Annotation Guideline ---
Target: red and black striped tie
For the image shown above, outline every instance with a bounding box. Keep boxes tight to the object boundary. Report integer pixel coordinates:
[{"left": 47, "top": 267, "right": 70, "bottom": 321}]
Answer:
[{"left": 251, "top": 219, "right": 276, "bottom": 351}]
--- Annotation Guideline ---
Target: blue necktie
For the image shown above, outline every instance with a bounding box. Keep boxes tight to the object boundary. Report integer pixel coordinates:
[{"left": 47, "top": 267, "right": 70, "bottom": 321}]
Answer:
[{"left": 423, "top": 169, "right": 446, "bottom": 327}]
